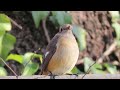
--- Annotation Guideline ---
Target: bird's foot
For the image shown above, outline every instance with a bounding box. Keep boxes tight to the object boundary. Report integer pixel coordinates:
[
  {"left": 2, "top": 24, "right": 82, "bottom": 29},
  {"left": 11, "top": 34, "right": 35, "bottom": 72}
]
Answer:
[{"left": 48, "top": 71, "right": 57, "bottom": 79}]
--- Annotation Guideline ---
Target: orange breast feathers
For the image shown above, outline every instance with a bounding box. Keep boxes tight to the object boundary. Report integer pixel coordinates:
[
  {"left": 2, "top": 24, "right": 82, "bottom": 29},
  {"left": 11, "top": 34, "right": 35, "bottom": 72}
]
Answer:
[{"left": 43, "top": 36, "right": 79, "bottom": 75}]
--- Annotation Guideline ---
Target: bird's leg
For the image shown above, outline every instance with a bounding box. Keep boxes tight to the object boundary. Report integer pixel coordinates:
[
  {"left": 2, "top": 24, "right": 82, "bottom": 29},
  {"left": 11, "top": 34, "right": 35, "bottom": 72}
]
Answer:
[{"left": 48, "top": 71, "right": 57, "bottom": 79}]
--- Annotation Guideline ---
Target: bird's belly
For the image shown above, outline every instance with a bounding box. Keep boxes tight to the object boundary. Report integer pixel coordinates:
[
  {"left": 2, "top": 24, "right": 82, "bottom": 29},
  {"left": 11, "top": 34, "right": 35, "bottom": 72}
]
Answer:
[{"left": 47, "top": 44, "right": 79, "bottom": 75}]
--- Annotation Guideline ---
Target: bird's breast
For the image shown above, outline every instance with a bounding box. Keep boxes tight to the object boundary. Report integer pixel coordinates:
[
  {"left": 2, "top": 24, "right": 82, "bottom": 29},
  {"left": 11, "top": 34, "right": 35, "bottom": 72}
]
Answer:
[{"left": 46, "top": 37, "right": 79, "bottom": 75}]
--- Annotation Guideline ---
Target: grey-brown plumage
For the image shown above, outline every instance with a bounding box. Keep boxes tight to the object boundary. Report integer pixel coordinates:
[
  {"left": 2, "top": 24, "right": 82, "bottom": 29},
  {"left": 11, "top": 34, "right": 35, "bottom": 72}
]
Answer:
[{"left": 40, "top": 24, "right": 79, "bottom": 75}]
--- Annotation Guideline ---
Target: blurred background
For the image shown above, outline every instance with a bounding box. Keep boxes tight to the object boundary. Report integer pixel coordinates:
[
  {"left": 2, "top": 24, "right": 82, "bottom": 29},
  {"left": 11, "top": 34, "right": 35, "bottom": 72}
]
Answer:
[{"left": 0, "top": 11, "right": 120, "bottom": 76}]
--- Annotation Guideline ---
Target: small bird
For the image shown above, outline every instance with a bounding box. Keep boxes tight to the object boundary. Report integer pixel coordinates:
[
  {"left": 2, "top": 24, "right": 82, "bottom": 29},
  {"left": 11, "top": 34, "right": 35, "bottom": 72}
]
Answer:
[{"left": 40, "top": 24, "right": 79, "bottom": 75}]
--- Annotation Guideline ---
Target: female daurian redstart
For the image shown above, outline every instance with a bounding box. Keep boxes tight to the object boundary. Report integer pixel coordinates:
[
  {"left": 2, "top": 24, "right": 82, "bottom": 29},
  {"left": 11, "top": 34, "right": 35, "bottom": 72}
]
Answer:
[{"left": 40, "top": 24, "right": 79, "bottom": 75}]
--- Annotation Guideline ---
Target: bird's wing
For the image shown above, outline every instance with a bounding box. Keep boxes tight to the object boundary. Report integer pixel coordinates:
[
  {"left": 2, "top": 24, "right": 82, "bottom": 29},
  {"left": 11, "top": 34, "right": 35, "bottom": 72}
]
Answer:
[{"left": 40, "top": 33, "right": 61, "bottom": 75}]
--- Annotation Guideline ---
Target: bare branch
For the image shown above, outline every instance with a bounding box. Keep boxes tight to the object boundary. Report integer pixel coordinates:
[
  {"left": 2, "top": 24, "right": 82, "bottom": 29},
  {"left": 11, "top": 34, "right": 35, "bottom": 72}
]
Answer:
[
  {"left": 82, "top": 61, "right": 96, "bottom": 79},
  {"left": 0, "top": 74, "right": 120, "bottom": 79},
  {"left": 42, "top": 19, "right": 50, "bottom": 43},
  {"left": 97, "top": 41, "right": 117, "bottom": 63},
  {"left": 0, "top": 57, "right": 18, "bottom": 78},
  {"left": 9, "top": 17, "right": 22, "bottom": 30}
]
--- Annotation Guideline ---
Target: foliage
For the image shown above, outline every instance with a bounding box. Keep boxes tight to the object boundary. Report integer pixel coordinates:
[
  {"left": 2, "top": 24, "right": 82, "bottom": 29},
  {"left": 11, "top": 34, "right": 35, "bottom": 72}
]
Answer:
[
  {"left": 31, "top": 11, "right": 72, "bottom": 29},
  {"left": 0, "top": 14, "right": 16, "bottom": 61},
  {"left": 109, "top": 11, "right": 120, "bottom": 23},
  {"left": 0, "top": 66, "right": 7, "bottom": 76},
  {"left": 50, "top": 11, "right": 72, "bottom": 26},
  {"left": 72, "top": 25, "right": 87, "bottom": 51},
  {"left": 103, "top": 63, "right": 117, "bottom": 74},
  {"left": 32, "top": 11, "right": 49, "bottom": 28},
  {"left": 84, "top": 57, "right": 105, "bottom": 74},
  {"left": 83, "top": 57, "right": 117, "bottom": 74},
  {"left": 7, "top": 53, "right": 42, "bottom": 76},
  {"left": 0, "top": 13, "right": 43, "bottom": 76},
  {"left": 0, "top": 14, "right": 11, "bottom": 31},
  {"left": 0, "top": 14, "right": 16, "bottom": 76},
  {"left": 71, "top": 66, "right": 83, "bottom": 74},
  {"left": 109, "top": 11, "right": 120, "bottom": 47}
]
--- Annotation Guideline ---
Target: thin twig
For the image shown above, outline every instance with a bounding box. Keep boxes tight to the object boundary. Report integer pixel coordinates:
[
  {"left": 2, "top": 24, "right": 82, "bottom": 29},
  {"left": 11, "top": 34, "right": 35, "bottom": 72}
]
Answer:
[
  {"left": 81, "top": 40, "right": 118, "bottom": 79},
  {"left": 82, "top": 61, "right": 96, "bottom": 79},
  {"left": 9, "top": 17, "right": 22, "bottom": 30},
  {"left": 0, "top": 56, "right": 18, "bottom": 78},
  {"left": 97, "top": 40, "right": 117, "bottom": 64},
  {"left": 42, "top": 19, "right": 50, "bottom": 43}
]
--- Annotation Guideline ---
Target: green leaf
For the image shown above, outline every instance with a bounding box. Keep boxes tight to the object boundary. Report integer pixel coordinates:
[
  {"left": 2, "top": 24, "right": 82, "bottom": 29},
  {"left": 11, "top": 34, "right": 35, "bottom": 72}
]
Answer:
[
  {"left": 0, "top": 33, "right": 16, "bottom": 60},
  {"left": 31, "top": 11, "right": 49, "bottom": 28},
  {"left": 112, "top": 22, "right": 120, "bottom": 40},
  {"left": 91, "top": 69, "right": 106, "bottom": 74},
  {"left": 84, "top": 57, "right": 94, "bottom": 72},
  {"left": 91, "top": 63, "right": 105, "bottom": 74},
  {"left": 109, "top": 11, "right": 120, "bottom": 23},
  {"left": 0, "top": 14, "right": 11, "bottom": 31},
  {"left": 23, "top": 52, "right": 42, "bottom": 66},
  {"left": 22, "top": 62, "right": 39, "bottom": 76},
  {"left": 64, "top": 13, "right": 72, "bottom": 24},
  {"left": 0, "top": 31, "right": 5, "bottom": 59},
  {"left": 72, "top": 25, "right": 87, "bottom": 51},
  {"left": 83, "top": 57, "right": 105, "bottom": 74},
  {"left": 6, "top": 54, "right": 23, "bottom": 64},
  {"left": 70, "top": 66, "right": 82, "bottom": 74},
  {"left": 103, "top": 63, "right": 117, "bottom": 74},
  {"left": 21, "top": 52, "right": 42, "bottom": 76},
  {"left": 116, "top": 40, "right": 120, "bottom": 47},
  {"left": 0, "top": 67, "right": 7, "bottom": 76},
  {"left": 50, "top": 11, "right": 72, "bottom": 26}
]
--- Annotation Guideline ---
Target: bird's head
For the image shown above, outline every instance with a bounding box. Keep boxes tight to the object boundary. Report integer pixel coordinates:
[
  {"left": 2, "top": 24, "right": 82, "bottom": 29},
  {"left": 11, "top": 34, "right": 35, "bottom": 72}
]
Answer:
[{"left": 59, "top": 24, "right": 73, "bottom": 32}]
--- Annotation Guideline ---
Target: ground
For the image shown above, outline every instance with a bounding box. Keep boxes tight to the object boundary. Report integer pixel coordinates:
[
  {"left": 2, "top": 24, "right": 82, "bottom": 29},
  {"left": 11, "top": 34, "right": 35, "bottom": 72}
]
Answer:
[{"left": 0, "top": 11, "right": 119, "bottom": 75}]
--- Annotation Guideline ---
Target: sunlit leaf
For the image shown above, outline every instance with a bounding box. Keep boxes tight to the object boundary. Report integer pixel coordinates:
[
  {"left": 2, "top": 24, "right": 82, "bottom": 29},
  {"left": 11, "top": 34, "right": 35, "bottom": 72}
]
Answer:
[
  {"left": 23, "top": 52, "right": 42, "bottom": 66},
  {"left": 70, "top": 66, "right": 82, "bottom": 74},
  {"left": 50, "top": 11, "right": 72, "bottom": 26},
  {"left": 103, "top": 63, "right": 117, "bottom": 74},
  {"left": 83, "top": 57, "right": 104, "bottom": 74},
  {"left": 0, "top": 33, "right": 16, "bottom": 60},
  {"left": 22, "top": 62, "right": 39, "bottom": 76},
  {"left": 91, "top": 69, "right": 106, "bottom": 74},
  {"left": 31, "top": 11, "right": 49, "bottom": 28},
  {"left": 109, "top": 11, "right": 120, "bottom": 23},
  {"left": 21, "top": 52, "right": 42, "bottom": 76},
  {"left": 6, "top": 54, "right": 23, "bottom": 64},
  {"left": 116, "top": 40, "right": 120, "bottom": 47},
  {"left": 0, "top": 67, "right": 7, "bottom": 76},
  {"left": 0, "top": 14, "right": 11, "bottom": 31},
  {"left": 0, "top": 30, "right": 5, "bottom": 66},
  {"left": 73, "top": 25, "right": 87, "bottom": 51},
  {"left": 91, "top": 63, "right": 105, "bottom": 74},
  {"left": 84, "top": 57, "right": 94, "bottom": 72},
  {"left": 112, "top": 22, "right": 120, "bottom": 40}
]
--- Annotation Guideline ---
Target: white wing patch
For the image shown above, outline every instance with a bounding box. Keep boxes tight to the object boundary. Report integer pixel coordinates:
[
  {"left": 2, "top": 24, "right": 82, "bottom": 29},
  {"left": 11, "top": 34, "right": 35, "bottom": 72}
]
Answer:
[{"left": 45, "top": 51, "right": 49, "bottom": 58}]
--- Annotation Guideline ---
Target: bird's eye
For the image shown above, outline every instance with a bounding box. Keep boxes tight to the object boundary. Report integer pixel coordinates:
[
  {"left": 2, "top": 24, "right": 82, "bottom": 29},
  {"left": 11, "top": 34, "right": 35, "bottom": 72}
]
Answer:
[
  {"left": 61, "top": 28, "right": 63, "bottom": 31},
  {"left": 59, "top": 28, "right": 63, "bottom": 32}
]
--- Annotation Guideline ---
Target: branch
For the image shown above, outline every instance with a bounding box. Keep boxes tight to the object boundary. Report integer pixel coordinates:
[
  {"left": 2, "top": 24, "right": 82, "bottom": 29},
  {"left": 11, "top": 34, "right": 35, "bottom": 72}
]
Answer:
[
  {"left": 42, "top": 19, "right": 50, "bottom": 43},
  {"left": 1, "top": 74, "right": 120, "bottom": 79},
  {"left": 97, "top": 40, "right": 117, "bottom": 63},
  {"left": 9, "top": 17, "right": 22, "bottom": 30},
  {"left": 82, "top": 61, "right": 96, "bottom": 79},
  {"left": 0, "top": 57, "right": 18, "bottom": 78}
]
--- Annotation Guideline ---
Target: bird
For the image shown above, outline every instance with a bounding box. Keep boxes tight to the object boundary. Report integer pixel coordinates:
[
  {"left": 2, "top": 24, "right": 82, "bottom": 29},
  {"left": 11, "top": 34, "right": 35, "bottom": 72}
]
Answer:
[{"left": 40, "top": 24, "right": 79, "bottom": 75}]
